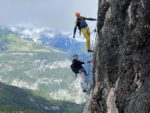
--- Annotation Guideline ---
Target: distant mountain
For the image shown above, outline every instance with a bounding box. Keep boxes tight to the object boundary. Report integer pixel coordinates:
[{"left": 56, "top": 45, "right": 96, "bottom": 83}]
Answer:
[
  {"left": 0, "top": 82, "right": 83, "bottom": 113},
  {"left": 0, "top": 25, "right": 86, "bottom": 53},
  {"left": 0, "top": 27, "right": 52, "bottom": 52},
  {"left": 0, "top": 25, "right": 93, "bottom": 62}
]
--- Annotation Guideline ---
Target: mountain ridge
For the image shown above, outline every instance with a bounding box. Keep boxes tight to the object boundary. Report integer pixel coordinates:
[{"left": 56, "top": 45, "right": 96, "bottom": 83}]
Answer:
[{"left": 0, "top": 25, "right": 86, "bottom": 53}]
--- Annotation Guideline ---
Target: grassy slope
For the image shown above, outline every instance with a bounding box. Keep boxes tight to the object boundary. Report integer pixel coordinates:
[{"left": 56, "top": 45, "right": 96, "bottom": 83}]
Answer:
[{"left": 0, "top": 82, "right": 83, "bottom": 113}]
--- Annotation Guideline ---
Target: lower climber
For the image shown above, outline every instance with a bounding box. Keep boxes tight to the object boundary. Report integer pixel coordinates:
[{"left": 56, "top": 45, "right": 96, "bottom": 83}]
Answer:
[{"left": 71, "top": 54, "right": 92, "bottom": 93}]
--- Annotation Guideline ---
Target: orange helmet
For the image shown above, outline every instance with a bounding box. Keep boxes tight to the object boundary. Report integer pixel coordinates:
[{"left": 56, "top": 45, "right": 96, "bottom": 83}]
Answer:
[{"left": 75, "top": 11, "right": 80, "bottom": 17}]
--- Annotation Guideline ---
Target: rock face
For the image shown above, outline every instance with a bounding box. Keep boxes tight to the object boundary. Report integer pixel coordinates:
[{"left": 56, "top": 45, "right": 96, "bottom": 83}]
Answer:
[{"left": 84, "top": 0, "right": 150, "bottom": 113}]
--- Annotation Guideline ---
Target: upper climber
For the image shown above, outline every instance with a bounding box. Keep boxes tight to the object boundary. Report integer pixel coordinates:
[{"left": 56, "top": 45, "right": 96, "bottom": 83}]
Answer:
[{"left": 73, "top": 11, "right": 97, "bottom": 52}]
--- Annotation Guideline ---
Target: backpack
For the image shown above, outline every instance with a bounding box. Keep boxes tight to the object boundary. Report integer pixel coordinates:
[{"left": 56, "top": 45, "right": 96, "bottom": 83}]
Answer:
[
  {"left": 71, "top": 64, "right": 78, "bottom": 75},
  {"left": 77, "top": 17, "right": 88, "bottom": 29}
]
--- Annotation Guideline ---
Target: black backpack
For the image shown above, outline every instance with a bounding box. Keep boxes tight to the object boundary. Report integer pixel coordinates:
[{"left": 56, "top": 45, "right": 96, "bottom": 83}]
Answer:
[
  {"left": 71, "top": 64, "right": 78, "bottom": 75},
  {"left": 77, "top": 17, "right": 88, "bottom": 30}
]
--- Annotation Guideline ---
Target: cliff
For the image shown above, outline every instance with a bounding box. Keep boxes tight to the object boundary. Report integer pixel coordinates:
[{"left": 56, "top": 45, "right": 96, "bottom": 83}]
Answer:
[{"left": 84, "top": 0, "right": 150, "bottom": 113}]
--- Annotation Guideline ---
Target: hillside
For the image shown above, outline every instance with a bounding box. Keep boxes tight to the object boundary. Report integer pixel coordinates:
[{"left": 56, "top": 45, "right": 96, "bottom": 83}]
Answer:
[
  {"left": 0, "top": 28, "right": 56, "bottom": 52},
  {"left": 0, "top": 82, "right": 83, "bottom": 113}
]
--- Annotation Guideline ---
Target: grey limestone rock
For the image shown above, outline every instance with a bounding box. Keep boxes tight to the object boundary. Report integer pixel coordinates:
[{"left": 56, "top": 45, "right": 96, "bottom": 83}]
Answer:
[{"left": 84, "top": 0, "right": 150, "bottom": 113}]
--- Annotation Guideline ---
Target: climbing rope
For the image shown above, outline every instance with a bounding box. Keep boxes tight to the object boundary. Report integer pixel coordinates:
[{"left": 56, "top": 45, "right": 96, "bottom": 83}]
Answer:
[
  {"left": 90, "top": 28, "right": 96, "bottom": 34},
  {"left": 91, "top": 29, "right": 97, "bottom": 50},
  {"left": 87, "top": 29, "right": 97, "bottom": 76}
]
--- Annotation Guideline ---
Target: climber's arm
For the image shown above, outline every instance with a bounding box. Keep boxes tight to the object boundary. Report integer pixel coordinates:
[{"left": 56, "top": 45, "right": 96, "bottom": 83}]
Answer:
[
  {"left": 73, "top": 20, "right": 78, "bottom": 38},
  {"left": 82, "top": 16, "right": 97, "bottom": 21}
]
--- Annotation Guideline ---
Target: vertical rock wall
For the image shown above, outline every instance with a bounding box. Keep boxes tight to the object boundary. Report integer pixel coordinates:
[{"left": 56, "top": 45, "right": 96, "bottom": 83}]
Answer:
[{"left": 84, "top": 0, "right": 150, "bottom": 113}]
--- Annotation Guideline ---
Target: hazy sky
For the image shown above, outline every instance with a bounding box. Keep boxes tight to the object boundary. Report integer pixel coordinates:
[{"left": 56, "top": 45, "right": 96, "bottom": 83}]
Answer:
[{"left": 0, "top": 0, "right": 98, "bottom": 32}]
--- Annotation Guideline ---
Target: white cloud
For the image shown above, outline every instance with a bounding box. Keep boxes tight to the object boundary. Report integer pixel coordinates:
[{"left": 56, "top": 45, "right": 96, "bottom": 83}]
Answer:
[
  {"left": 37, "top": 60, "right": 71, "bottom": 72},
  {"left": 36, "top": 77, "right": 63, "bottom": 85},
  {"left": 49, "top": 76, "right": 87, "bottom": 104},
  {"left": 11, "top": 79, "right": 38, "bottom": 90}
]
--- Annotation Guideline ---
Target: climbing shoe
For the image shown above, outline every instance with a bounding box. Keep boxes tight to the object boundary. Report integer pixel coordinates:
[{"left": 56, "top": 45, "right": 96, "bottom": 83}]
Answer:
[
  {"left": 87, "top": 49, "right": 93, "bottom": 53},
  {"left": 83, "top": 90, "right": 87, "bottom": 92}
]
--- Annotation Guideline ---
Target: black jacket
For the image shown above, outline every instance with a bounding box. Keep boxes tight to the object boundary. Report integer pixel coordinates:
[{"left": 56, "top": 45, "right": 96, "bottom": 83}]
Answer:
[{"left": 71, "top": 59, "right": 86, "bottom": 75}]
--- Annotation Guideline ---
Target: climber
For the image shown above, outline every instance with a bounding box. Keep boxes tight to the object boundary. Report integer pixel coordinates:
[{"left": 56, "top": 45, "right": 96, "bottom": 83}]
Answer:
[
  {"left": 70, "top": 54, "right": 92, "bottom": 93},
  {"left": 73, "top": 11, "right": 97, "bottom": 52}
]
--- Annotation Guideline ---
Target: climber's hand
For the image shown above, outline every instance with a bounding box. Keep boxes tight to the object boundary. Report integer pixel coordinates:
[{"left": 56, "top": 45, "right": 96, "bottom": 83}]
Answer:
[{"left": 87, "top": 61, "right": 92, "bottom": 63}]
